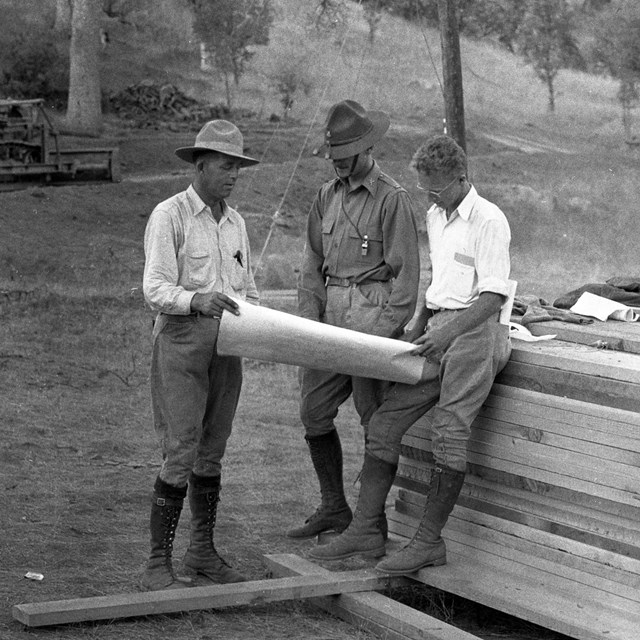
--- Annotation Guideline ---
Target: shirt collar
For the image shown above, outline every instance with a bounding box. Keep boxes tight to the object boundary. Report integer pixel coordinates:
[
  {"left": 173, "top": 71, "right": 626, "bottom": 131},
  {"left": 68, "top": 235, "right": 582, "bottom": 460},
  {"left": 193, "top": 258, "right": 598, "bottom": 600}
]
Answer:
[
  {"left": 430, "top": 184, "right": 478, "bottom": 222},
  {"left": 351, "top": 160, "right": 380, "bottom": 195},
  {"left": 455, "top": 184, "right": 478, "bottom": 221},
  {"left": 186, "top": 184, "right": 228, "bottom": 219}
]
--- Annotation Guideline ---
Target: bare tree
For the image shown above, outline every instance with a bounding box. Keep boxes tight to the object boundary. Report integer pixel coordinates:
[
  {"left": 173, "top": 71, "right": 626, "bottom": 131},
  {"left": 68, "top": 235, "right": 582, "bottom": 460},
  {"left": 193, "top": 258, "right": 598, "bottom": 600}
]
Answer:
[{"left": 65, "top": 0, "right": 102, "bottom": 135}]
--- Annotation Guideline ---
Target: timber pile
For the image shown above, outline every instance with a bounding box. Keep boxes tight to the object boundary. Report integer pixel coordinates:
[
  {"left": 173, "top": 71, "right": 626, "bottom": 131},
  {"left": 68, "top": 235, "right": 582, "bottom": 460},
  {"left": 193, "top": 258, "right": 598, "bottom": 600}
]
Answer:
[
  {"left": 108, "top": 81, "right": 228, "bottom": 127},
  {"left": 390, "top": 322, "right": 640, "bottom": 640}
]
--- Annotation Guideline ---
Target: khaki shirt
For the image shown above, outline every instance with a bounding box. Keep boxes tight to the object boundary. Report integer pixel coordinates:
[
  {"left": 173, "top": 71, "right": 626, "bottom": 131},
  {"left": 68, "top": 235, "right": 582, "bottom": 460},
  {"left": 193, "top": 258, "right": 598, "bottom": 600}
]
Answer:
[
  {"left": 143, "top": 185, "right": 259, "bottom": 315},
  {"left": 299, "top": 161, "right": 420, "bottom": 337},
  {"left": 424, "top": 185, "right": 511, "bottom": 310}
]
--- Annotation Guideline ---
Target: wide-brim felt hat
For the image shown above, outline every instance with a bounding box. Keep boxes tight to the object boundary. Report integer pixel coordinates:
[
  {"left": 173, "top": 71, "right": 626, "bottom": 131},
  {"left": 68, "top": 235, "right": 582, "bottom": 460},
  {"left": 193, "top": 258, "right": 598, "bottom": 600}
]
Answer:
[
  {"left": 175, "top": 120, "right": 259, "bottom": 166},
  {"left": 315, "top": 100, "right": 390, "bottom": 160}
]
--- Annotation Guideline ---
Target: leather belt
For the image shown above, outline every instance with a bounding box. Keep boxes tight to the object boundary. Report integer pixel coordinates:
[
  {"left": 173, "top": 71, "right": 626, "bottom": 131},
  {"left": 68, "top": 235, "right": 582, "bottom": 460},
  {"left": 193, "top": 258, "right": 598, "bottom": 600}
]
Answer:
[{"left": 325, "top": 276, "right": 388, "bottom": 287}]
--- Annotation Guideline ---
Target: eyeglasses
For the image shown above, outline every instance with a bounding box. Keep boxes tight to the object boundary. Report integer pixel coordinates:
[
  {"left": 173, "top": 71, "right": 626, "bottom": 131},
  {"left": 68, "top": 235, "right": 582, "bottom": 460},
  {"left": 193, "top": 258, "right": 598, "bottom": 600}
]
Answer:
[{"left": 416, "top": 175, "right": 459, "bottom": 198}]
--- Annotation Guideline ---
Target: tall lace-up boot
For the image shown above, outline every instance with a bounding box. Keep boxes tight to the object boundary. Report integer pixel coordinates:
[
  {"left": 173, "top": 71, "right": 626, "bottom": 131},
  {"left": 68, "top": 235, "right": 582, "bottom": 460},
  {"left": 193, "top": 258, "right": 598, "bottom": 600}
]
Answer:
[
  {"left": 308, "top": 453, "right": 397, "bottom": 560},
  {"left": 140, "top": 477, "right": 190, "bottom": 591},
  {"left": 183, "top": 473, "right": 246, "bottom": 583},
  {"left": 286, "top": 430, "right": 353, "bottom": 539},
  {"left": 376, "top": 465, "right": 465, "bottom": 575}
]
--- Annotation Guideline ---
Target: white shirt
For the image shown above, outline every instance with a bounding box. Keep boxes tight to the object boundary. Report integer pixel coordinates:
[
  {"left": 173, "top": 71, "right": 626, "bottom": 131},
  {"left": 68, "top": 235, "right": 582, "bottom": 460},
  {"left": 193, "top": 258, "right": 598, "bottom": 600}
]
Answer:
[
  {"left": 143, "top": 185, "right": 259, "bottom": 315},
  {"left": 424, "top": 185, "right": 510, "bottom": 310}
]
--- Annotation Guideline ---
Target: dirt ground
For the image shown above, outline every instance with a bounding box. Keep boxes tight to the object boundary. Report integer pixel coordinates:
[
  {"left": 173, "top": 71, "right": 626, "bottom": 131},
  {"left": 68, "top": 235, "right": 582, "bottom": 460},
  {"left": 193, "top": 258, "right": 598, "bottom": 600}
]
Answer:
[{"left": 1, "top": 115, "right": 580, "bottom": 640}]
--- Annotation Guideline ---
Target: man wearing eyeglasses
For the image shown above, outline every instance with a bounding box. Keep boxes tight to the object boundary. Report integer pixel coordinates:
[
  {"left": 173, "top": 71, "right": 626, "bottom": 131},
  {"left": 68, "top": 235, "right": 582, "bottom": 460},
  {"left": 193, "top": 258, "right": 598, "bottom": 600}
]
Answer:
[{"left": 310, "top": 134, "right": 512, "bottom": 573}]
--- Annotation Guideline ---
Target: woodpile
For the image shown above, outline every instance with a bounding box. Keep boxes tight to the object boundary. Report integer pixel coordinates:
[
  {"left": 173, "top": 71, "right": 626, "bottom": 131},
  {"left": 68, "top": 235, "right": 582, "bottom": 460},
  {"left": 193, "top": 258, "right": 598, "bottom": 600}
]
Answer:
[{"left": 108, "top": 81, "right": 228, "bottom": 128}]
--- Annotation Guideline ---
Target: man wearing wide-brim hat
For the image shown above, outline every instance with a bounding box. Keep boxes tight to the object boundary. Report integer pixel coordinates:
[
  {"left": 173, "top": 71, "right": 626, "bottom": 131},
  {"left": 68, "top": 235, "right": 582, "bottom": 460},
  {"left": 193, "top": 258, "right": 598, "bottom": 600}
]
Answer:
[
  {"left": 289, "top": 100, "right": 420, "bottom": 542},
  {"left": 141, "top": 120, "right": 259, "bottom": 590}
]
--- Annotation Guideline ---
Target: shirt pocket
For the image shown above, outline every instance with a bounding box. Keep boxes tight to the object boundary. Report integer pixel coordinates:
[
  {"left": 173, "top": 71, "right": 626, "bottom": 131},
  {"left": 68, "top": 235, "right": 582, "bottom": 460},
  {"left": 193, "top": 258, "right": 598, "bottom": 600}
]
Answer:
[
  {"left": 229, "top": 250, "right": 247, "bottom": 291},
  {"left": 451, "top": 252, "right": 476, "bottom": 295},
  {"left": 186, "top": 250, "right": 212, "bottom": 287},
  {"left": 348, "top": 226, "right": 383, "bottom": 264},
  {"left": 321, "top": 215, "right": 336, "bottom": 256}
]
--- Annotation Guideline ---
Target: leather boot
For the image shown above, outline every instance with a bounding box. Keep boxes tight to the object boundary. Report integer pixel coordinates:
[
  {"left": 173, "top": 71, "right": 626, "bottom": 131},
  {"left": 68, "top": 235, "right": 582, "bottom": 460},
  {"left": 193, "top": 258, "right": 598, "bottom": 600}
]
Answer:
[
  {"left": 140, "top": 477, "right": 190, "bottom": 591},
  {"left": 286, "top": 431, "right": 352, "bottom": 539},
  {"left": 183, "top": 473, "right": 246, "bottom": 583},
  {"left": 376, "top": 465, "right": 465, "bottom": 575},
  {"left": 309, "top": 453, "right": 397, "bottom": 560}
]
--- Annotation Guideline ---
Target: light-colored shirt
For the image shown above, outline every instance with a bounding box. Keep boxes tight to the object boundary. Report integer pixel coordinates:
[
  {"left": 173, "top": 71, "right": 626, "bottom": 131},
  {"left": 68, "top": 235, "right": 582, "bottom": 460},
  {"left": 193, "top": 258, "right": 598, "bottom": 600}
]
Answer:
[
  {"left": 298, "top": 161, "right": 420, "bottom": 337},
  {"left": 424, "top": 185, "right": 510, "bottom": 310},
  {"left": 143, "top": 184, "right": 259, "bottom": 315}
]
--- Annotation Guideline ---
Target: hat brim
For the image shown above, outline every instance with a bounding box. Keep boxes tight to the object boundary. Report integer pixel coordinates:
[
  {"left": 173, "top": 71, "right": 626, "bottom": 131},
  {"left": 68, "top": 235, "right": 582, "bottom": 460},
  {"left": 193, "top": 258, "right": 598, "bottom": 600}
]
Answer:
[
  {"left": 175, "top": 146, "right": 260, "bottom": 167},
  {"left": 315, "top": 110, "right": 390, "bottom": 160}
]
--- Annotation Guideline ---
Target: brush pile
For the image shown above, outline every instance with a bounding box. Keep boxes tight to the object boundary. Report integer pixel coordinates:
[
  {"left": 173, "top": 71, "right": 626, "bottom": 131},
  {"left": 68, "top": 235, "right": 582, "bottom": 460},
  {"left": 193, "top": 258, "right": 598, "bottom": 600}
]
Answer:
[{"left": 108, "top": 81, "right": 228, "bottom": 128}]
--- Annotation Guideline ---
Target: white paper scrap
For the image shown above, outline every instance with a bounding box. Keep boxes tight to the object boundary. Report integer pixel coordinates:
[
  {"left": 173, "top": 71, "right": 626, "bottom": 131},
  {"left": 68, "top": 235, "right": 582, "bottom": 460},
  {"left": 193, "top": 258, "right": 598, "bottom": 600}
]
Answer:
[
  {"left": 509, "top": 323, "right": 556, "bottom": 342},
  {"left": 569, "top": 291, "right": 639, "bottom": 322}
]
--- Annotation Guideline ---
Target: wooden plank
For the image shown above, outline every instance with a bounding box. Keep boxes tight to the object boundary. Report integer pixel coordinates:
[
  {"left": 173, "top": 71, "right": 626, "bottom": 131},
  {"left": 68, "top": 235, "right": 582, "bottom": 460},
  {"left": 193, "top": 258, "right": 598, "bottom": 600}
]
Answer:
[
  {"left": 12, "top": 570, "right": 390, "bottom": 628},
  {"left": 396, "top": 493, "right": 640, "bottom": 587},
  {"left": 527, "top": 319, "right": 640, "bottom": 354},
  {"left": 395, "top": 474, "right": 640, "bottom": 551},
  {"left": 508, "top": 341, "right": 640, "bottom": 384},
  {"left": 473, "top": 414, "right": 640, "bottom": 465},
  {"left": 397, "top": 452, "right": 639, "bottom": 509},
  {"left": 495, "top": 360, "right": 640, "bottom": 411},
  {"left": 264, "top": 553, "right": 482, "bottom": 640},
  {"left": 392, "top": 508, "right": 640, "bottom": 606},
  {"left": 468, "top": 425, "right": 639, "bottom": 488},
  {"left": 398, "top": 440, "right": 639, "bottom": 508},
  {"left": 387, "top": 513, "right": 640, "bottom": 640},
  {"left": 490, "top": 383, "right": 640, "bottom": 429},
  {"left": 402, "top": 419, "right": 640, "bottom": 492},
  {"left": 477, "top": 405, "right": 640, "bottom": 456},
  {"left": 452, "top": 480, "right": 640, "bottom": 548}
]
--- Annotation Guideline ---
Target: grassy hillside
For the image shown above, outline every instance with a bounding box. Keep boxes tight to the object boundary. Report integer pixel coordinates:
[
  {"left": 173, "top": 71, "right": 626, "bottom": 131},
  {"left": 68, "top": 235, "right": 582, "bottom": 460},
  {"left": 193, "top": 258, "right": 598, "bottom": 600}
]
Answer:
[{"left": 172, "top": 0, "right": 636, "bottom": 300}]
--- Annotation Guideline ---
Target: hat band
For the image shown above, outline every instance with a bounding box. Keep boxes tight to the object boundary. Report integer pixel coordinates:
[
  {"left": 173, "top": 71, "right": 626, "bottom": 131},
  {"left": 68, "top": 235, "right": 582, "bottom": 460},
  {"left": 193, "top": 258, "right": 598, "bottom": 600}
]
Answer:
[
  {"left": 196, "top": 140, "right": 244, "bottom": 156},
  {"left": 327, "top": 122, "right": 374, "bottom": 146}
]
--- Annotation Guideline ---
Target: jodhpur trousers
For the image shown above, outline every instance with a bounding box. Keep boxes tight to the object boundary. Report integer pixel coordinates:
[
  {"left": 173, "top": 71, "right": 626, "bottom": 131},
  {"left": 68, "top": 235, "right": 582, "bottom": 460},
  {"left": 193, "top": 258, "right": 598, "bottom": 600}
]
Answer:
[
  {"left": 367, "top": 311, "right": 511, "bottom": 472},
  {"left": 299, "top": 281, "right": 396, "bottom": 437},
  {"left": 150, "top": 313, "right": 242, "bottom": 487}
]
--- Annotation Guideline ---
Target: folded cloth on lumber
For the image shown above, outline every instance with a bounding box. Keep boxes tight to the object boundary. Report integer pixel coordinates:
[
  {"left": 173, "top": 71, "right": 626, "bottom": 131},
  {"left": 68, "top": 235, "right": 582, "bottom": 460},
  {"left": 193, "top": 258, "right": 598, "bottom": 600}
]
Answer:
[
  {"left": 512, "top": 295, "right": 593, "bottom": 326},
  {"left": 553, "top": 277, "right": 640, "bottom": 309}
]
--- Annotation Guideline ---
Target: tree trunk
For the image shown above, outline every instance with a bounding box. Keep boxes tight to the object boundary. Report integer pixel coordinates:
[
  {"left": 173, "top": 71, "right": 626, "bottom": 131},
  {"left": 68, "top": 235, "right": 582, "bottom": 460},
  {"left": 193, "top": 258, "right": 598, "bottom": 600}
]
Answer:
[
  {"left": 546, "top": 75, "right": 555, "bottom": 112},
  {"left": 65, "top": 0, "right": 102, "bottom": 136},
  {"left": 54, "top": 0, "right": 72, "bottom": 32}
]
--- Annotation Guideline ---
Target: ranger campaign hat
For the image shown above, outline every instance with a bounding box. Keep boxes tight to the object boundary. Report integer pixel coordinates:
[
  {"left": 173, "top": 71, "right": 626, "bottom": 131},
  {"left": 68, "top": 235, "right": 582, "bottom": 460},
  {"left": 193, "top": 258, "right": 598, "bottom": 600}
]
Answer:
[
  {"left": 175, "top": 120, "right": 259, "bottom": 166},
  {"left": 315, "top": 100, "right": 390, "bottom": 160}
]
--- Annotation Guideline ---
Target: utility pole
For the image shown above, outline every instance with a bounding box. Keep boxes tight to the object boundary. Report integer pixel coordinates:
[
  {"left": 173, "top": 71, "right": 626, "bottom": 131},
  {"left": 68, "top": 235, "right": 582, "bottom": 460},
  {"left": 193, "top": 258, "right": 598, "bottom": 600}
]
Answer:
[{"left": 437, "top": 0, "right": 466, "bottom": 151}]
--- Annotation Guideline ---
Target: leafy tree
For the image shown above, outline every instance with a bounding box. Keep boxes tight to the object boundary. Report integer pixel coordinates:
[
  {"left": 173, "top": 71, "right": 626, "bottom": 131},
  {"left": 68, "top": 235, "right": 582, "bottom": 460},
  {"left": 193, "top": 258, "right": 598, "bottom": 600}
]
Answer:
[
  {"left": 270, "top": 60, "right": 313, "bottom": 120},
  {"left": 590, "top": 1, "right": 640, "bottom": 137},
  {"left": 190, "top": 0, "right": 274, "bottom": 111},
  {"left": 517, "top": 0, "right": 579, "bottom": 112}
]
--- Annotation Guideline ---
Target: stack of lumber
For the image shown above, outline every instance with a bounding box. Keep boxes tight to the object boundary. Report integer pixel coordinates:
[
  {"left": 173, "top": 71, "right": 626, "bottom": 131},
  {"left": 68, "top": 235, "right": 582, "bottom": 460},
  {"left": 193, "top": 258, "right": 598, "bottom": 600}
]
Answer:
[
  {"left": 390, "top": 320, "right": 640, "bottom": 640},
  {"left": 108, "top": 81, "right": 227, "bottom": 126}
]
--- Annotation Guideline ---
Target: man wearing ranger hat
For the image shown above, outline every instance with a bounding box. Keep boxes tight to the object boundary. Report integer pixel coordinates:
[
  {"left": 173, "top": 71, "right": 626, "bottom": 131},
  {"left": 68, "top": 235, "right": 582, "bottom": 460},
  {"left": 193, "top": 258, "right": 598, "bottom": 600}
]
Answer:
[
  {"left": 141, "top": 120, "right": 259, "bottom": 590},
  {"left": 289, "top": 100, "right": 420, "bottom": 541}
]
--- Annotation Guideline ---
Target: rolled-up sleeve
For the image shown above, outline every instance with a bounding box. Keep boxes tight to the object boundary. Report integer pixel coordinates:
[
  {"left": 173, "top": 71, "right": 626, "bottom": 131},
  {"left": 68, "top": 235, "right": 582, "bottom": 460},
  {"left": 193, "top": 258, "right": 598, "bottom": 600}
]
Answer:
[
  {"left": 475, "top": 216, "right": 511, "bottom": 298},
  {"left": 143, "top": 207, "right": 194, "bottom": 315}
]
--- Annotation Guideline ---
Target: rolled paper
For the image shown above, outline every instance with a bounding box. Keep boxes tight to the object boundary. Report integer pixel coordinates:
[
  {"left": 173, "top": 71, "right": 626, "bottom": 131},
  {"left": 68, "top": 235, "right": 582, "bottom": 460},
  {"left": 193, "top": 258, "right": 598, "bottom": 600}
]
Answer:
[{"left": 216, "top": 298, "right": 437, "bottom": 384}]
